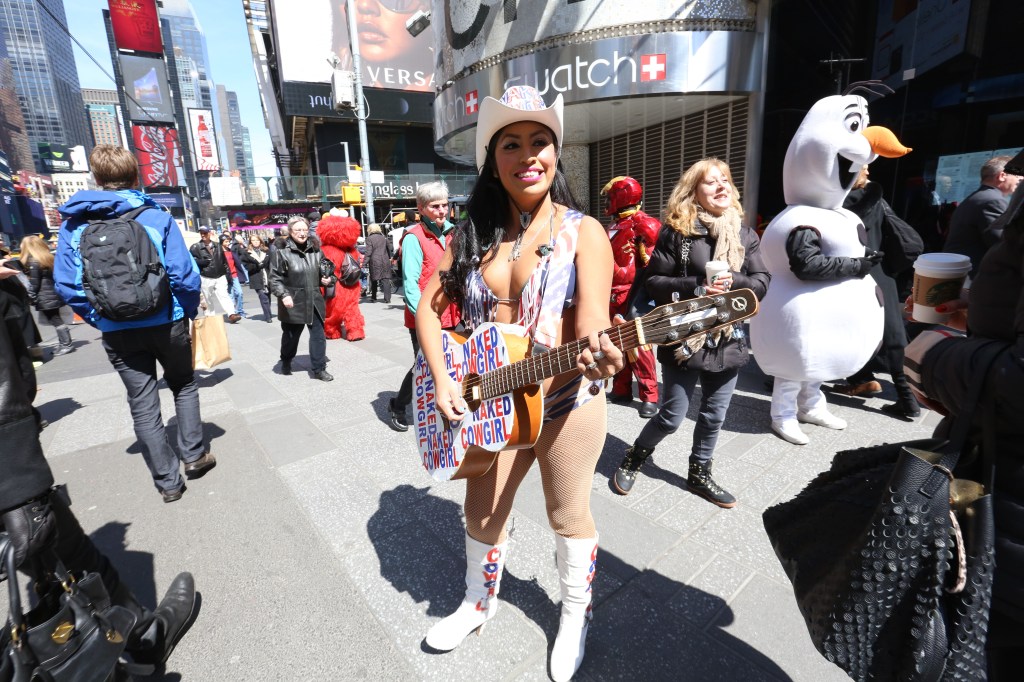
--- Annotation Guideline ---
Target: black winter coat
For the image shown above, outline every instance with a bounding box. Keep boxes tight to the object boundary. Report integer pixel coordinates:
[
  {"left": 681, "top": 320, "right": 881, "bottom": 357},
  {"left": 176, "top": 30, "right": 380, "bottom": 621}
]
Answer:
[
  {"left": 643, "top": 223, "right": 771, "bottom": 369},
  {"left": 189, "top": 240, "right": 228, "bottom": 278},
  {"left": 365, "top": 232, "right": 392, "bottom": 281},
  {"left": 919, "top": 186, "right": 1024, "bottom": 623},
  {"left": 26, "top": 258, "right": 63, "bottom": 311},
  {"left": 240, "top": 247, "right": 271, "bottom": 291},
  {"left": 844, "top": 184, "right": 923, "bottom": 364},
  {"left": 270, "top": 237, "right": 327, "bottom": 325},
  {"left": 0, "top": 279, "right": 52, "bottom": 512}
]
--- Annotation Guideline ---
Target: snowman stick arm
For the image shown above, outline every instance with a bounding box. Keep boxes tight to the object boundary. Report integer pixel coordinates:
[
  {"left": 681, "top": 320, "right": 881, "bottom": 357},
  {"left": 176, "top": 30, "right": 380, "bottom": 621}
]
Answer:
[{"left": 785, "top": 226, "right": 872, "bottom": 281}]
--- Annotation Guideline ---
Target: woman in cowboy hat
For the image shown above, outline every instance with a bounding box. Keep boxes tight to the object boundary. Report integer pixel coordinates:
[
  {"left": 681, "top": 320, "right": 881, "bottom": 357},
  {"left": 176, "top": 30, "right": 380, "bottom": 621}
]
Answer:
[{"left": 415, "top": 85, "right": 623, "bottom": 681}]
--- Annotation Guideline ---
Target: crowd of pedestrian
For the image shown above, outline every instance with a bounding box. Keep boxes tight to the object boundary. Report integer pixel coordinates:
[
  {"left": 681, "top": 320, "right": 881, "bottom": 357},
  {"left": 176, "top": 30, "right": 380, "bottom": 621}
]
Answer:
[{"left": 1, "top": 94, "right": 1020, "bottom": 678}]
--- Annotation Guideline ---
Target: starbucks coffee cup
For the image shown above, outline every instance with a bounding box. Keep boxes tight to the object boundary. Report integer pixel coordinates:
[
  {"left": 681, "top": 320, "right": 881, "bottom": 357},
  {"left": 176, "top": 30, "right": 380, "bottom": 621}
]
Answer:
[
  {"left": 705, "top": 260, "right": 729, "bottom": 286},
  {"left": 912, "top": 253, "right": 971, "bottom": 323}
]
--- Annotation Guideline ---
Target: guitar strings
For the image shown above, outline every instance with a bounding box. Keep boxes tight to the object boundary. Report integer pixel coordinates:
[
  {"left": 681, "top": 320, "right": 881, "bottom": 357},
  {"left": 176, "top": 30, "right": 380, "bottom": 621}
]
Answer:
[
  {"left": 460, "top": 313, "right": 733, "bottom": 392},
  {"left": 457, "top": 300, "right": 751, "bottom": 398}
]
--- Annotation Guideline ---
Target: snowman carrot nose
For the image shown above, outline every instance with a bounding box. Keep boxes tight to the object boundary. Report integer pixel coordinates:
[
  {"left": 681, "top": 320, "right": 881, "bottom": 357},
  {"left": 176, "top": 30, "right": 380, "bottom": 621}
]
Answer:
[{"left": 862, "top": 126, "right": 912, "bottom": 158}]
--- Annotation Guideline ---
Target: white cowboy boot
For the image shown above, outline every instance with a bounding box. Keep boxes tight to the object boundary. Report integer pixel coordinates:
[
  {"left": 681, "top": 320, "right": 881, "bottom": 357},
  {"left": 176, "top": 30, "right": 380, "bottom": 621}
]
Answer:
[
  {"left": 425, "top": 534, "right": 508, "bottom": 651},
  {"left": 550, "top": 534, "right": 598, "bottom": 682}
]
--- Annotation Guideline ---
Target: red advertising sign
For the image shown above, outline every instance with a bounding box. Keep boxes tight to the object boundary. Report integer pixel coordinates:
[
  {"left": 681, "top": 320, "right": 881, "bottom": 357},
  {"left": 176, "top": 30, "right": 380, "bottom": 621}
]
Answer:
[
  {"left": 108, "top": 0, "right": 163, "bottom": 54},
  {"left": 132, "top": 125, "right": 185, "bottom": 189}
]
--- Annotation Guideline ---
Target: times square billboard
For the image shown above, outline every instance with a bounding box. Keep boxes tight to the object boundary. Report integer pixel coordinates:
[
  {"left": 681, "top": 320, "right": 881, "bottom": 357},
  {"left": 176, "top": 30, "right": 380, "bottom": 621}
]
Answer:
[
  {"left": 107, "top": 0, "right": 163, "bottom": 54},
  {"left": 269, "top": 0, "right": 434, "bottom": 122}
]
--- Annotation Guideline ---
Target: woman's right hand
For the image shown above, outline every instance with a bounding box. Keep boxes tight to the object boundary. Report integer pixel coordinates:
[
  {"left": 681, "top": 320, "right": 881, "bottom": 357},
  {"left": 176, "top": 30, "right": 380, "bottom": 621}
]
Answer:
[
  {"left": 435, "top": 374, "right": 468, "bottom": 423},
  {"left": 903, "top": 294, "right": 969, "bottom": 330},
  {"left": 282, "top": 295, "right": 294, "bottom": 308}
]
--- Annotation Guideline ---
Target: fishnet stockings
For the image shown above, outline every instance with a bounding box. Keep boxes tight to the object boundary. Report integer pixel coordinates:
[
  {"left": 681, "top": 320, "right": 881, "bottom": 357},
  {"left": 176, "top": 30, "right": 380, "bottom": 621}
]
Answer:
[{"left": 465, "top": 395, "right": 606, "bottom": 544}]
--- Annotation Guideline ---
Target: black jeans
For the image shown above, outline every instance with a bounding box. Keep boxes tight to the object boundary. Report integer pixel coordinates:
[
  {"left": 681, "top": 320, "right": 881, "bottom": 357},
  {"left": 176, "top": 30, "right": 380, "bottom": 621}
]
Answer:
[
  {"left": 637, "top": 362, "right": 739, "bottom": 464},
  {"left": 395, "top": 328, "right": 419, "bottom": 409},
  {"left": 370, "top": 277, "right": 392, "bottom": 303},
  {"left": 101, "top": 320, "right": 205, "bottom": 493},
  {"left": 280, "top": 316, "right": 328, "bottom": 372},
  {"left": 256, "top": 289, "right": 273, "bottom": 321}
]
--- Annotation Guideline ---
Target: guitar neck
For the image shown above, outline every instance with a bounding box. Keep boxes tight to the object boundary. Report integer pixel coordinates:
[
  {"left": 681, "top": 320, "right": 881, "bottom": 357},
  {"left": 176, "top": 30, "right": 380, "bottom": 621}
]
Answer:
[{"left": 477, "top": 324, "right": 633, "bottom": 401}]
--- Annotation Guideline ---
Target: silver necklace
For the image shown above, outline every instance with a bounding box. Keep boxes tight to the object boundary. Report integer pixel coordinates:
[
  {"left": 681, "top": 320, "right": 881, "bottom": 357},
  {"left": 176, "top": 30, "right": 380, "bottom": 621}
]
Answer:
[{"left": 508, "top": 206, "right": 555, "bottom": 262}]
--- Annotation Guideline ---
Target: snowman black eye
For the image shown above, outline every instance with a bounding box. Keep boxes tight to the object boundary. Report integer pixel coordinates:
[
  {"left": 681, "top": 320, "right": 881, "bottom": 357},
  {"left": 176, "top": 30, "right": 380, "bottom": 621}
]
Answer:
[{"left": 844, "top": 112, "right": 864, "bottom": 133}]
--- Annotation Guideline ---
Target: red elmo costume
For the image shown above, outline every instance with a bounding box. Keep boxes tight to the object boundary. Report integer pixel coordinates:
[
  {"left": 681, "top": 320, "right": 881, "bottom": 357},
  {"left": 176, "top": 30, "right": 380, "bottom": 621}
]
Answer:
[
  {"left": 317, "top": 215, "right": 365, "bottom": 341},
  {"left": 602, "top": 177, "right": 662, "bottom": 404}
]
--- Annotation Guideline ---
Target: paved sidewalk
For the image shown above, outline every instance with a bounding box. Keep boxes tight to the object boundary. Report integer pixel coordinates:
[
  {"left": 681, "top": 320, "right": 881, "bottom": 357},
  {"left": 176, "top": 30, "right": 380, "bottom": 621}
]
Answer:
[{"left": 23, "top": 292, "right": 938, "bottom": 680}]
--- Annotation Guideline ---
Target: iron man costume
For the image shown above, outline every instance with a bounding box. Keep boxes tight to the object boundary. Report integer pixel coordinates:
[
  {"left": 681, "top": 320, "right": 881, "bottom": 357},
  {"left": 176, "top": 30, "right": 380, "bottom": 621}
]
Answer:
[{"left": 601, "top": 177, "right": 662, "bottom": 409}]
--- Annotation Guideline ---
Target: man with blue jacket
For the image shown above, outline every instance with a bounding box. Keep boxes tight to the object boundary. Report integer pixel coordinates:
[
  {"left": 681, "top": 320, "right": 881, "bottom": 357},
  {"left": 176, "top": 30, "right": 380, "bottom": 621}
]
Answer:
[{"left": 54, "top": 145, "right": 216, "bottom": 503}]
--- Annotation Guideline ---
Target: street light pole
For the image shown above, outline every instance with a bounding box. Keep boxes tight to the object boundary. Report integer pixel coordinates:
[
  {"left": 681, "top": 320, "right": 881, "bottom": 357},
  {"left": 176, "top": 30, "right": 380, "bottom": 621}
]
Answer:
[{"left": 344, "top": 0, "right": 376, "bottom": 223}]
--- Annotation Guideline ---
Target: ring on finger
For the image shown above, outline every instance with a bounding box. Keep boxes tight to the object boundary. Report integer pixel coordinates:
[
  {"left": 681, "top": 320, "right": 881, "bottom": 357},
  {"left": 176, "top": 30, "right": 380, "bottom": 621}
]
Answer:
[
  {"left": 592, "top": 350, "right": 605, "bottom": 361},
  {"left": 585, "top": 361, "right": 598, "bottom": 371}
]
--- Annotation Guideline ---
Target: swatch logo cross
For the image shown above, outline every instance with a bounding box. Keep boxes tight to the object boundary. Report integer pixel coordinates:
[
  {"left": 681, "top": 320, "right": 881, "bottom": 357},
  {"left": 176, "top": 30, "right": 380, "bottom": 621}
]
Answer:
[{"left": 640, "top": 54, "right": 667, "bottom": 82}]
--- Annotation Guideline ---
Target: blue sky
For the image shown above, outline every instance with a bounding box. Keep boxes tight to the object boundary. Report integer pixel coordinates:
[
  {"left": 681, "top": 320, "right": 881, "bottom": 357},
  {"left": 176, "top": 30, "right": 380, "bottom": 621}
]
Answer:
[{"left": 64, "top": 0, "right": 277, "bottom": 178}]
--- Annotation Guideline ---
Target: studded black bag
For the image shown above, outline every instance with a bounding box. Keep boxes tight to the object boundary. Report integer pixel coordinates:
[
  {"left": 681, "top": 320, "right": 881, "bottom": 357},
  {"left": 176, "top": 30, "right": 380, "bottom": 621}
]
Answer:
[{"left": 763, "top": 347, "right": 1001, "bottom": 681}]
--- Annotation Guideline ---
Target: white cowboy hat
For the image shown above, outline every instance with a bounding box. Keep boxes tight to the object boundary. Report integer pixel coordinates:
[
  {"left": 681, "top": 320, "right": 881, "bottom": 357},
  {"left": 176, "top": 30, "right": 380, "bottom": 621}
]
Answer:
[{"left": 475, "top": 85, "right": 563, "bottom": 171}]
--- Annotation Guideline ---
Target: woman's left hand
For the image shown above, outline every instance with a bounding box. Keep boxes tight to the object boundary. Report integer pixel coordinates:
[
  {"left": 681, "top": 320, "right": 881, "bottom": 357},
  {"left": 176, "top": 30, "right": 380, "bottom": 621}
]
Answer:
[
  {"left": 577, "top": 331, "right": 624, "bottom": 381},
  {"left": 320, "top": 276, "right": 333, "bottom": 286},
  {"left": 705, "top": 273, "right": 733, "bottom": 295}
]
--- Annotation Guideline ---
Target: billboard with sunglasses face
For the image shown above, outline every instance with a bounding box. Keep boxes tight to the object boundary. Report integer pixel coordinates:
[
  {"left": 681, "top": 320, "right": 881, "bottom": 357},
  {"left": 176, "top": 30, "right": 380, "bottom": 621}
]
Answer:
[{"left": 273, "top": 0, "right": 435, "bottom": 93}]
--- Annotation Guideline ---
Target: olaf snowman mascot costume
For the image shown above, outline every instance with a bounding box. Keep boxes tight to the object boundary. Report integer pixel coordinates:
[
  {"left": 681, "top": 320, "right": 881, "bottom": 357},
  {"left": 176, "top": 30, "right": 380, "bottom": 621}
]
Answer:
[{"left": 750, "top": 91, "right": 910, "bottom": 445}]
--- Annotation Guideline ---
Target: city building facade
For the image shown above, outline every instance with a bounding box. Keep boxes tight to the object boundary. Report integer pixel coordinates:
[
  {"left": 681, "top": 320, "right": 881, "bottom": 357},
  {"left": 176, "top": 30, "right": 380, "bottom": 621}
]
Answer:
[
  {"left": 0, "top": 0, "right": 92, "bottom": 173},
  {"left": 83, "top": 88, "right": 128, "bottom": 148}
]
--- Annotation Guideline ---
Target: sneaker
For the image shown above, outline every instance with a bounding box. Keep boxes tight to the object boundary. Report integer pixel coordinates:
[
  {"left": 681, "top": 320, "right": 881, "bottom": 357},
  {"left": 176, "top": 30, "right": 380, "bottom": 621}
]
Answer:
[
  {"left": 387, "top": 398, "right": 409, "bottom": 432},
  {"left": 798, "top": 410, "right": 847, "bottom": 430},
  {"left": 52, "top": 345, "right": 75, "bottom": 356},
  {"left": 613, "top": 444, "right": 654, "bottom": 495},
  {"left": 227, "top": 313, "right": 241, "bottom": 323},
  {"left": 280, "top": 360, "right": 292, "bottom": 375},
  {"left": 771, "top": 420, "right": 809, "bottom": 445},
  {"left": 313, "top": 370, "right": 334, "bottom": 382}
]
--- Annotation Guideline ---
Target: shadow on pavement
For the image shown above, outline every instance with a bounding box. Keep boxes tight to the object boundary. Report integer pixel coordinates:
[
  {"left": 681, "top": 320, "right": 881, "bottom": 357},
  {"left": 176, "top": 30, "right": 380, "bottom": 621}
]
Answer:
[
  {"left": 90, "top": 522, "right": 157, "bottom": 611},
  {"left": 193, "top": 367, "right": 234, "bottom": 387},
  {"left": 368, "top": 484, "right": 793, "bottom": 680},
  {"left": 36, "top": 396, "right": 83, "bottom": 424}
]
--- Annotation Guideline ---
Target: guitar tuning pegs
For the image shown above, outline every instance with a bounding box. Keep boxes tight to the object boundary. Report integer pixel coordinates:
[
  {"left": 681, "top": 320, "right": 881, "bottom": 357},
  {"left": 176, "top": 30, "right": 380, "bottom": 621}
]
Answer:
[
  {"left": 691, "top": 322, "right": 705, "bottom": 331},
  {"left": 713, "top": 296, "right": 725, "bottom": 306},
  {"left": 671, "top": 292, "right": 681, "bottom": 302},
  {"left": 718, "top": 312, "right": 730, "bottom": 322},
  {"left": 666, "top": 330, "right": 679, "bottom": 341}
]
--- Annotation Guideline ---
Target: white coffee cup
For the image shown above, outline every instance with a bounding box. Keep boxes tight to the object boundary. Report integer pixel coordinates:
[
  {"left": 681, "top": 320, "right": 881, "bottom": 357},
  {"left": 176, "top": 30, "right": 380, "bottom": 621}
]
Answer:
[
  {"left": 705, "top": 260, "right": 729, "bottom": 287},
  {"left": 912, "top": 253, "right": 971, "bottom": 324}
]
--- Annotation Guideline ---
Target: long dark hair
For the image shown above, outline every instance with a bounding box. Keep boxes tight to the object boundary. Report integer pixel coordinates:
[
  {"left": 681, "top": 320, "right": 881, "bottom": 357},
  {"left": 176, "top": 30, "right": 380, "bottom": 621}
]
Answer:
[{"left": 440, "top": 132, "right": 581, "bottom": 306}]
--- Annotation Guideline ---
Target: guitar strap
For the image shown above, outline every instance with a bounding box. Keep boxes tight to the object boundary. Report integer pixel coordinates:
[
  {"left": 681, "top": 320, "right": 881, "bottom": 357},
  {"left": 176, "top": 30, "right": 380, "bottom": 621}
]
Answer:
[
  {"left": 526, "top": 210, "right": 603, "bottom": 420},
  {"left": 531, "top": 210, "right": 582, "bottom": 353}
]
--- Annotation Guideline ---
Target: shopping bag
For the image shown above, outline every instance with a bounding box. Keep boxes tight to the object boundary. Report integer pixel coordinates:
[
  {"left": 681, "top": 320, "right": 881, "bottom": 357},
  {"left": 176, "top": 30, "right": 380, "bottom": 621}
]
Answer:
[{"left": 192, "top": 315, "right": 231, "bottom": 370}]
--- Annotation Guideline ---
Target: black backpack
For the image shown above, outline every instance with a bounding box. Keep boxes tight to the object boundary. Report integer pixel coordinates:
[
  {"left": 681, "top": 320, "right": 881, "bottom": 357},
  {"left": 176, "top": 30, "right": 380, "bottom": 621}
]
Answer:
[
  {"left": 79, "top": 206, "right": 171, "bottom": 321},
  {"left": 339, "top": 253, "right": 361, "bottom": 287}
]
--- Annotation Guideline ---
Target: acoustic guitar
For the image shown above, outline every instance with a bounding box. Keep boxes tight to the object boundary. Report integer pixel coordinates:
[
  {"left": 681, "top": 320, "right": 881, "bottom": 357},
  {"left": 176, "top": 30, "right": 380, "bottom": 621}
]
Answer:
[{"left": 413, "top": 289, "right": 758, "bottom": 481}]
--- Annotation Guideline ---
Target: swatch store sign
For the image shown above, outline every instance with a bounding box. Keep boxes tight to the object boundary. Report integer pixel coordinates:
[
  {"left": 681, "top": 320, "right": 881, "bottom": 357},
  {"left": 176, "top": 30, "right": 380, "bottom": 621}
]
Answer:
[{"left": 433, "top": 29, "right": 762, "bottom": 162}]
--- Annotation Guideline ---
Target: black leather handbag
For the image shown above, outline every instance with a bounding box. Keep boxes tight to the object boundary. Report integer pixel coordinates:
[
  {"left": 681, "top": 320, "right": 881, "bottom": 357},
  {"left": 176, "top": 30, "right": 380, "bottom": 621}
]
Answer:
[
  {"left": 762, "top": 347, "right": 1001, "bottom": 681},
  {"left": 0, "top": 535, "right": 136, "bottom": 682}
]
